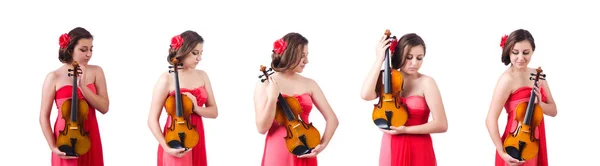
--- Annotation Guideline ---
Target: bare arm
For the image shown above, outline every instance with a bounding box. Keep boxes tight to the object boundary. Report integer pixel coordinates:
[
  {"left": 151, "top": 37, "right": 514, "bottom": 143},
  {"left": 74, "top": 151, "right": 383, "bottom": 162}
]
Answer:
[
  {"left": 254, "top": 79, "right": 278, "bottom": 134},
  {"left": 39, "top": 72, "right": 58, "bottom": 151},
  {"left": 403, "top": 77, "right": 448, "bottom": 134},
  {"left": 81, "top": 66, "right": 109, "bottom": 114},
  {"left": 309, "top": 79, "right": 339, "bottom": 148},
  {"left": 361, "top": 35, "right": 389, "bottom": 101},
  {"left": 360, "top": 65, "right": 383, "bottom": 101},
  {"left": 539, "top": 79, "right": 557, "bottom": 117},
  {"left": 194, "top": 71, "right": 218, "bottom": 118},
  {"left": 148, "top": 73, "right": 170, "bottom": 149},
  {"left": 485, "top": 74, "right": 512, "bottom": 154}
]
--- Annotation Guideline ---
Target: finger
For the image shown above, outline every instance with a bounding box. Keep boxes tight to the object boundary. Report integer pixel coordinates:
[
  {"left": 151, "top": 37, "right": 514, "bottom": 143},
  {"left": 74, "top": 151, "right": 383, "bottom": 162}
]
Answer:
[{"left": 379, "top": 35, "right": 387, "bottom": 42}]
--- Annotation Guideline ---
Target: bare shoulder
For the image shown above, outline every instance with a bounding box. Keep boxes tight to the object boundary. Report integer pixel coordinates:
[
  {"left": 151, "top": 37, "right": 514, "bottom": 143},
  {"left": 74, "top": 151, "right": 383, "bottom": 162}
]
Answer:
[
  {"left": 499, "top": 69, "right": 515, "bottom": 83},
  {"left": 158, "top": 71, "right": 171, "bottom": 83},
  {"left": 86, "top": 65, "right": 104, "bottom": 73},
  {"left": 298, "top": 74, "right": 317, "bottom": 86},
  {"left": 194, "top": 69, "right": 209, "bottom": 79},
  {"left": 45, "top": 70, "right": 59, "bottom": 84},
  {"left": 298, "top": 75, "right": 320, "bottom": 94},
  {"left": 419, "top": 74, "right": 436, "bottom": 85}
]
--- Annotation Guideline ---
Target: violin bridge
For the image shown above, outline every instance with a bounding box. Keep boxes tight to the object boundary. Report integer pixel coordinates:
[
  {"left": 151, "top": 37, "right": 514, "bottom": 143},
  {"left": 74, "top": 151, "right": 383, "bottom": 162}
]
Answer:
[
  {"left": 177, "top": 121, "right": 185, "bottom": 124},
  {"left": 293, "top": 123, "right": 301, "bottom": 128},
  {"left": 383, "top": 99, "right": 393, "bottom": 102},
  {"left": 69, "top": 126, "right": 79, "bottom": 130}
]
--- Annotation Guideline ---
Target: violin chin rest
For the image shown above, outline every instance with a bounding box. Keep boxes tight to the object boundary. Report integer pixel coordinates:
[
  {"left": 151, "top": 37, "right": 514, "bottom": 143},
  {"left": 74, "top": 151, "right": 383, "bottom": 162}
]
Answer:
[
  {"left": 58, "top": 145, "right": 78, "bottom": 157},
  {"left": 373, "top": 119, "right": 390, "bottom": 130},
  {"left": 504, "top": 146, "right": 523, "bottom": 161},
  {"left": 292, "top": 146, "right": 312, "bottom": 156},
  {"left": 167, "top": 140, "right": 184, "bottom": 149}
]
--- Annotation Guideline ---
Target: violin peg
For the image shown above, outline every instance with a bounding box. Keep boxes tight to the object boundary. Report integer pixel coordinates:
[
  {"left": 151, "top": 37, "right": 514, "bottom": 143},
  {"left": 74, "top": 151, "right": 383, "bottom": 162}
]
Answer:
[
  {"left": 530, "top": 73, "right": 535, "bottom": 76},
  {"left": 169, "top": 70, "right": 174, "bottom": 73},
  {"left": 68, "top": 69, "right": 74, "bottom": 72},
  {"left": 68, "top": 73, "right": 73, "bottom": 77},
  {"left": 261, "top": 78, "right": 267, "bottom": 83},
  {"left": 529, "top": 77, "right": 534, "bottom": 80},
  {"left": 168, "top": 66, "right": 174, "bottom": 69}
]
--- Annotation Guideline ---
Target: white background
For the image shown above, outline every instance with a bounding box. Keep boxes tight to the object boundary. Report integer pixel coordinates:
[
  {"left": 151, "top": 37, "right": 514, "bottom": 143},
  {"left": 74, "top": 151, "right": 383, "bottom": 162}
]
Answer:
[{"left": 1, "top": 0, "right": 598, "bottom": 165}]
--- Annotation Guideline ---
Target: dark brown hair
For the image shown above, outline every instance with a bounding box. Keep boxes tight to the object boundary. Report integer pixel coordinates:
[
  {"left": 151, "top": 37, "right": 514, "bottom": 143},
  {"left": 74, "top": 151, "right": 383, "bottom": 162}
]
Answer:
[
  {"left": 58, "top": 27, "right": 93, "bottom": 63},
  {"left": 391, "top": 33, "right": 426, "bottom": 69},
  {"left": 501, "top": 29, "right": 536, "bottom": 66},
  {"left": 167, "top": 30, "right": 204, "bottom": 65},
  {"left": 271, "top": 32, "right": 309, "bottom": 72}
]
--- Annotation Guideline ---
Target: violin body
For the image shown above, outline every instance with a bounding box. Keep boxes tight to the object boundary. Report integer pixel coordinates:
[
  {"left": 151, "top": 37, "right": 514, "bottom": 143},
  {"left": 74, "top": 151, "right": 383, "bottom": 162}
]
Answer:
[
  {"left": 372, "top": 30, "right": 408, "bottom": 130},
  {"left": 56, "top": 61, "right": 91, "bottom": 157},
  {"left": 503, "top": 67, "right": 546, "bottom": 161},
  {"left": 164, "top": 59, "right": 199, "bottom": 150},
  {"left": 503, "top": 103, "right": 543, "bottom": 161},
  {"left": 274, "top": 96, "right": 322, "bottom": 155},
  {"left": 164, "top": 94, "right": 199, "bottom": 149}
]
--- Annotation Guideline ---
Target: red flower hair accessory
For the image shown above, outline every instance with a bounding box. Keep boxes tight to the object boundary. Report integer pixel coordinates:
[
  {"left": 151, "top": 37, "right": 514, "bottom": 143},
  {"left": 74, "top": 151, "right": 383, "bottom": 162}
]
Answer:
[
  {"left": 272, "top": 38, "right": 287, "bottom": 55},
  {"left": 389, "top": 37, "right": 399, "bottom": 54},
  {"left": 59, "top": 33, "right": 70, "bottom": 49},
  {"left": 170, "top": 35, "right": 184, "bottom": 50},
  {"left": 500, "top": 35, "right": 508, "bottom": 49}
]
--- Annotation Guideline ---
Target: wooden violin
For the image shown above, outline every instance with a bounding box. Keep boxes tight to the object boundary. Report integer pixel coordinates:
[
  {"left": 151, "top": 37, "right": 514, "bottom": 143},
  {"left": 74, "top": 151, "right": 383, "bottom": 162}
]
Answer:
[
  {"left": 164, "top": 59, "right": 199, "bottom": 150},
  {"left": 259, "top": 65, "right": 321, "bottom": 156},
  {"left": 372, "top": 29, "right": 408, "bottom": 130},
  {"left": 56, "top": 61, "right": 91, "bottom": 157},
  {"left": 503, "top": 67, "right": 546, "bottom": 161}
]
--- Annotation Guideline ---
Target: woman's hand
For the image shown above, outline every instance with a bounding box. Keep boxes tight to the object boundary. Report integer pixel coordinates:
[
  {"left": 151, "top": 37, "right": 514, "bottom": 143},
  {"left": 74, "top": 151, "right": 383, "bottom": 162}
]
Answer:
[
  {"left": 266, "top": 77, "right": 280, "bottom": 101},
  {"left": 533, "top": 81, "right": 544, "bottom": 104},
  {"left": 164, "top": 147, "right": 192, "bottom": 158},
  {"left": 499, "top": 152, "right": 524, "bottom": 166},
  {"left": 51, "top": 147, "right": 78, "bottom": 159},
  {"left": 183, "top": 92, "right": 199, "bottom": 107},
  {"left": 380, "top": 126, "right": 407, "bottom": 135},
  {"left": 77, "top": 65, "right": 88, "bottom": 88},
  {"left": 376, "top": 35, "right": 391, "bottom": 63},
  {"left": 297, "top": 144, "right": 324, "bottom": 158}
]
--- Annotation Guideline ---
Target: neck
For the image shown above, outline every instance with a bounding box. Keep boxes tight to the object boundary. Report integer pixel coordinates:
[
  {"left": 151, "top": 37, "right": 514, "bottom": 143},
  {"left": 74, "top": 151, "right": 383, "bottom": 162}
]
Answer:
[
  {"left": 180, "top": 66, "right": 194, "bottom": 72},
  {"left": 400, "top": 70, "right": 419, "bottom": 79},
  {"left": 278, "top": 70, "right": 296, "bottom": 78},
  {"left": 510, "top": 65, "right": 527, "bottom": 72}
]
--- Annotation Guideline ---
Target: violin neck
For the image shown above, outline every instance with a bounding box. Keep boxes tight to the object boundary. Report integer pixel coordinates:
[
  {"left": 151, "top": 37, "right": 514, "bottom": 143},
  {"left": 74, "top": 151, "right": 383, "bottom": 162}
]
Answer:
[
  {"left": 277, "top": 94, "right": 297, "bottom": 121},
  {"left": 383, "top": 48, "right": 392, "bottom": 94},
  {"left": 173, "top": 69, "right": 184, "bottom": 117},
  {"left": 523, "top": 80, "right": 538, "bottom": 126},
  {"left": 70, "top": 68, "right": 79, "bottom": 123}
]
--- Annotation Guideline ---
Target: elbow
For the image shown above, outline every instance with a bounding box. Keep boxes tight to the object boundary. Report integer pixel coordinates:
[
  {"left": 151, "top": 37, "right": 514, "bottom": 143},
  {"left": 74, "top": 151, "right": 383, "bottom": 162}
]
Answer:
[
  {"left": 548, "top": 111, "right": 557, "bottom": 117},
  {"left": 99, "top": 108, "right": 108, "bottom": 115},
  {"left": 205, "top": 107, "right": 218, "bottom": 119},
  {"left": 360, "top": 92, "right": 376, "bottom": 101},
  {"left": 438, "top": 123, "right": 448, "bottom": 133},
  {"left": 98, "top": 103, "right": 109, "bottom": 114},
  {"left": 328, "top": 116, "right": 339, "bottom": 129},
  {"left": 256, "top": 125, "right": 268, "bottom": 135}
]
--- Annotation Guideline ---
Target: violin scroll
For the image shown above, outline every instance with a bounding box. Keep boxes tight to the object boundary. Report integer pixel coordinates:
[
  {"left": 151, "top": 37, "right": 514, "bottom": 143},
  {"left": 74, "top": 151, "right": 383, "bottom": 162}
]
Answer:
[{"left": 259, "top": 65, "right": 274, "bottom": 82}]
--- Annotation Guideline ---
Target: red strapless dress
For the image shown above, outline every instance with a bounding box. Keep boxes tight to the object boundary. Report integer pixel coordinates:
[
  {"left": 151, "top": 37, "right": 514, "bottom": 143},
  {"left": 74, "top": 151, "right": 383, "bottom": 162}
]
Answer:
[
  {"left": 157, "top": 86, "right": 208, "bottom": 166},
  {"left": 495, "top": 86, "right": 548, "bottom": 166},
  {"left": 379, "top": 96, "right": 436, "bottom": 166},
  {"left": 261, "top": 93, "right": 318, "bottom": 166},
  {"left": 52, "top": 83, "right": 104, "bottom": 166}
]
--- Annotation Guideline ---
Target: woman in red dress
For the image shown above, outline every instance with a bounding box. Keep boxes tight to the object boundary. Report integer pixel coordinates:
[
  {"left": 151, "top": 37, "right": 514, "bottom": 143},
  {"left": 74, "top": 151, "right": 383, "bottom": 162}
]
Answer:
[
  {"left": 254, "top": 32, "right": 339, "bottom": 166},
  {"left": 39, "top": 27, "right": 109, "bottom": 166},
  {"left": 148, "top": 30, "right": 218, "bottom": 166},
  {"left": 360, "top": 32, "right": 448, "bottom": 166},
  {"left": 486, "top": 29, "right": 558, "bottom": 166}
]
